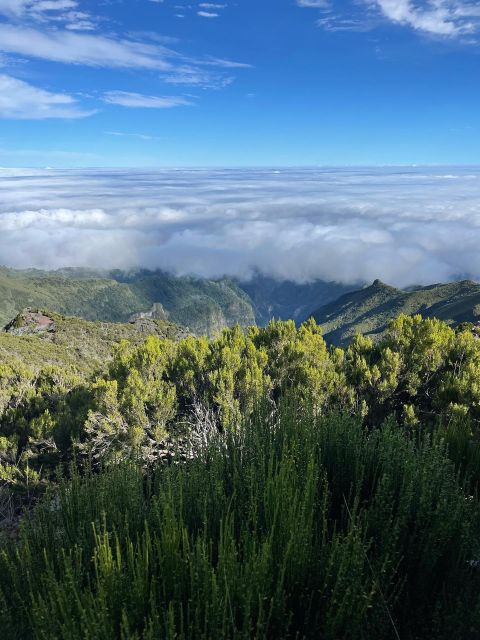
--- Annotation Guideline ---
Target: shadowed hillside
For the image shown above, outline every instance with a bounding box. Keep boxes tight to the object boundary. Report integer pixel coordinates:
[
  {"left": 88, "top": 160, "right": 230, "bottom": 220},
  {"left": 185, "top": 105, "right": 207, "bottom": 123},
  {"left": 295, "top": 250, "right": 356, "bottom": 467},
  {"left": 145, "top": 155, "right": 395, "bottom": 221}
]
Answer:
[{"left": 238, "top": 274, "right": 357, "bottom": 324}]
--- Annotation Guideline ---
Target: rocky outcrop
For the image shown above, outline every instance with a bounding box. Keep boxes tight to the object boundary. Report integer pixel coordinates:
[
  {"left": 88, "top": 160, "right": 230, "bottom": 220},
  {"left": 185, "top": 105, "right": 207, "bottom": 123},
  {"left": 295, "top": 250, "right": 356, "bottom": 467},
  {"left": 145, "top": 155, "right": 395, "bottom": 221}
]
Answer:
[{"left": 3, "top": 310, "right": 55, "bottom": 336}]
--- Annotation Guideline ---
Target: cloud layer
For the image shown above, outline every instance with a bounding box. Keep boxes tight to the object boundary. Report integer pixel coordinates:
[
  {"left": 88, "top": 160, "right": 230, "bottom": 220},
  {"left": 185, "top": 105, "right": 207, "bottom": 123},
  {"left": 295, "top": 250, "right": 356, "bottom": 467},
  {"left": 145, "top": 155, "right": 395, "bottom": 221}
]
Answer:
[{"left": 1, "top": 166, "right": 480, "bottom": 286}]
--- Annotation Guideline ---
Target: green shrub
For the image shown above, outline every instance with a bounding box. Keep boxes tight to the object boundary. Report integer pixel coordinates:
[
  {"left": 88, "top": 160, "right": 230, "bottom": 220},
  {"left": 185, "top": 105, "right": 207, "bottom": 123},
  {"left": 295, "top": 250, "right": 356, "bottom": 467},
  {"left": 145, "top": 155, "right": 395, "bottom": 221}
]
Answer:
[{"left": 1, "top": 404, "right": 479, "bottom": 639}]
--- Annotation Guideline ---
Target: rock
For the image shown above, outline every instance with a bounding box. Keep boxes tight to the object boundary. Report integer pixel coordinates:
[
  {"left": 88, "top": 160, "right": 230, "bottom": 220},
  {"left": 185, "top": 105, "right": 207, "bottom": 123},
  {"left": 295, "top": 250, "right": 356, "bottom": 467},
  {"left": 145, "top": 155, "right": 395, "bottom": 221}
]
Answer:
[
  {"left": 128, "top": 303, "right": 169, "bottom": 323},
  {"left": 3, "top": 309, "right": 55, "bottom": 336}
]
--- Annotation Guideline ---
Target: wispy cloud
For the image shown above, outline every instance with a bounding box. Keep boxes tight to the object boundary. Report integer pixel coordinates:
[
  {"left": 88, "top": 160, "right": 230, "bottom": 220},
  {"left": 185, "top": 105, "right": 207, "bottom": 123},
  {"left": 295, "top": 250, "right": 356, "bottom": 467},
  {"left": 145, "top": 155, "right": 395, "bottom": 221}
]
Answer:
[
  {"left": 162, "top": 65, "right": 234, "bottom": 89},
  {"left": 296, "top": 0, "right": 330, "bottom": 7},
  {"left": 104, "top": 131, "right": 162, "bottom": 141},
  {"left": 0, "top": 73, "right": 95, "bottom": 118},
  {"left": 309, "top": 0, "right": 480, "bottom": 39},
  {"left": 372, "top": 0, "right": 480, "bottom": 37},
  {"left": 0, "top": 0, "right": 97, "bottom": 30},
  {"left": 1, "top": 167, "right": 480, "bottom": 286},
  {"left": 197, "top": 11, "right": 219, "bottom": 18},
  {"left": 0, "top": 1, "right": 249, "bottom": 100},
  {"left": 0, "top": 23, "right": 175, "bottom": 68},
  {"left": 0, "top": 0, "right": 72, "bottom": 17},
  {"left": 103, "top": 91, "right": 191, "bottom": 108}
]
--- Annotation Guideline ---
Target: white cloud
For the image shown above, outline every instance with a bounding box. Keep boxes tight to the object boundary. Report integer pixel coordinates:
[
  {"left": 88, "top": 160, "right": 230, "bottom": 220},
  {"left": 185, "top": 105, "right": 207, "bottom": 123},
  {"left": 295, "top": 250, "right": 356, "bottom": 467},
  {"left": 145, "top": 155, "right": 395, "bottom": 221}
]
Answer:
[
  {"left": 0, "top": 22, "right": 249, "bottom": 89},
  {"left": 309, "top": 0, "right": 480, "bottom": 39},
  {"left": 373, "top": 0, "right": 461, "bottom": 35},
  {"left": 201, "top": 56, "right": 251, "bottom": 69},
  {"left": 0, "top": 0, "right": 97, "bottom": 30},
  {"left": 163, "top": 65, "right": 234, "bottom": 88},
  {"left": 197, "top": 11, "right": 219, "bottom": 18},
  {"left": 104, "top": 131, "right": 161, "bottom": 141},
  {"left": 0, "top": 1, "right": 249, "bottom": 95},
  {"left": 0, "top": 23, "right": 175, "bottom": 68},
  {"left": 1, "top": 167, "right": 480, "bottom": 287},
  {"left": 296, "top": 0, "right": 330, "bottom": 7},
  {"left": 372, "top": 0, "right": 480, "bottom": 37},
  {"left": 33, "top": 1, "right": 78, "bottom": 11},
  {"left": 0, "top": 0, "right": 30, "bottom": 16},
  {"left": 0, "top": 74, "right": 95, "bottom": 118},
  {"left": 102, "top": 91, "right": 191, "bottom": 108},
  {"left": 63, "top": 11, "right": 96, "bottom": 31}
]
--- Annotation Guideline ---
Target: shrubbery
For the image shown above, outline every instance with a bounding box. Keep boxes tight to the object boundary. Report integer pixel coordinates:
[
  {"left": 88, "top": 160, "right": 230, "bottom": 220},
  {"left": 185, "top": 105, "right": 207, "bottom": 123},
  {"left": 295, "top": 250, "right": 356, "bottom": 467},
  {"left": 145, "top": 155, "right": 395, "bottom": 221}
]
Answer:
[
  {"left": 1, "top": 404, "right": 479, "bottom": 639},
  {"left": 2, "top": 313, "right": 480, "bottom": 637},
  {"left": 3, "top": 314, "right": 480, "bottom": 489}
]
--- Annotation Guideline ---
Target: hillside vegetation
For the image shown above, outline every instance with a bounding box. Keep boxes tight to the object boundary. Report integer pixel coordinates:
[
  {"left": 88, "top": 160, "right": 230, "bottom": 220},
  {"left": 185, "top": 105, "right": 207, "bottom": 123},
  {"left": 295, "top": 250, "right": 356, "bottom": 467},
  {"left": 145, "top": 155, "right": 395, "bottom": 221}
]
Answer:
[
  {"left": 2, "top": 304, "right": 480, "bottom": 636},
  {"left": 238, "top": 274, "right": 356, "bottom": 324},
  {"left": 0, "top": 267, "right": 358, "bottom": 336},
  {"left": 2, "top": 406, "right": 480, "bottom": 639},
  {"left": 5, "top": 268, "right": 480, "bottom": 347},
  {"left": 1, "top": 312, "right": 480, "bottom": 637},
  {"left": 314, "top": 278, "right": 480, "bottom": 345},
  {"left": 0, "top": 309, "right": 189, "bottom": 373},
  {"left": 1, "top": 310, "right": 480, "bottom": 502},
  {"left": 0, "top": 268, "right": 255, "bottom": 337}
]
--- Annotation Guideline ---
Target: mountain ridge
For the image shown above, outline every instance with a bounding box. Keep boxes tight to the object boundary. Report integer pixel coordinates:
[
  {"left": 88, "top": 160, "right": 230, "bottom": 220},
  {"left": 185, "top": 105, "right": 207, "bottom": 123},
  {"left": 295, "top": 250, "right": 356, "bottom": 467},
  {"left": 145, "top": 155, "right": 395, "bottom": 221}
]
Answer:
[
  {"left": 0, "top": 267, "right": 351, "bottom": 336},
  {"left": 313, "top": 278, "right": 480, "bottom": 345}
]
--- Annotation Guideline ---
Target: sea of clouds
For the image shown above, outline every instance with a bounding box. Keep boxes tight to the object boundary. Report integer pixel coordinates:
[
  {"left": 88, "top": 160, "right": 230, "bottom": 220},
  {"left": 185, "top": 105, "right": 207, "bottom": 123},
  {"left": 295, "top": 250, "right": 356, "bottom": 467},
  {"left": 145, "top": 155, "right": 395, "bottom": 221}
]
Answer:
[{"left": 1, "top": 166, "right": 480, "bottom": 287}]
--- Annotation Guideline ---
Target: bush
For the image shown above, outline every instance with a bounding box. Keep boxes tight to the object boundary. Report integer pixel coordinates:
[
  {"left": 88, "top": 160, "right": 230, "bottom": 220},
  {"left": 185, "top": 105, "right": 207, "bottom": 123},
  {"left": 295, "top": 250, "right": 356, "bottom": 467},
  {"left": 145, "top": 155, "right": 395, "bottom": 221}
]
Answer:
[{"left": 1, "top": 403, "right": 479, "bottom": 639}]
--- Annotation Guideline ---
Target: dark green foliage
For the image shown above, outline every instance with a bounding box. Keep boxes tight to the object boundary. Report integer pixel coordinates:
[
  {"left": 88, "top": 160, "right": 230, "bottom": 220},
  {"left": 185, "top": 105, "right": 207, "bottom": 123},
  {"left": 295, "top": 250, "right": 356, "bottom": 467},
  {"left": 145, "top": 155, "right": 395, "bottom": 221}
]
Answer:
[
  {"left": 1, "top": 407, "right": 479, "bottom": 639},
  {"left": 238, "top": 274, "right": 356, "bottom": 324}
]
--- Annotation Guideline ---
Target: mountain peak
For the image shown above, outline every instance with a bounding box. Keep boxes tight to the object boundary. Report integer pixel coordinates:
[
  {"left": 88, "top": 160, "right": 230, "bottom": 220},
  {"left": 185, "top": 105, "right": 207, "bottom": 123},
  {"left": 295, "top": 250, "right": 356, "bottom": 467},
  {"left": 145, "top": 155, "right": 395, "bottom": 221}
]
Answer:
[{"left": 369, "top": 279, "right": 393, "bottom": 290}]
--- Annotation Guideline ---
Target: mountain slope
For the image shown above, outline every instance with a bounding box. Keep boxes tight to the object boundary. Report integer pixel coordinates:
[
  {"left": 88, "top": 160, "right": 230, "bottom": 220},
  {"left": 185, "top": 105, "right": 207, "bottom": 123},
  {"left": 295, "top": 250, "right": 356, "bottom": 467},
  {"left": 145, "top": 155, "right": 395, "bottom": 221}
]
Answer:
[
  {"left": 123, "top": 271, "right": 255, "bottom": 336},
  {"left": 0, "top": 268, "right": 255, "bottom": 336},
  {"left": 0, "top": 267, "right": 359, "bottom": 335},
  {"left": 313, "top": 279, "right": 480, "bottom": 345},
  {"left": 0, "top": 267, "right": 145, "bottom": 327},
  {"left": 0, "top": 309, "right": 189, "bottom": 373}
]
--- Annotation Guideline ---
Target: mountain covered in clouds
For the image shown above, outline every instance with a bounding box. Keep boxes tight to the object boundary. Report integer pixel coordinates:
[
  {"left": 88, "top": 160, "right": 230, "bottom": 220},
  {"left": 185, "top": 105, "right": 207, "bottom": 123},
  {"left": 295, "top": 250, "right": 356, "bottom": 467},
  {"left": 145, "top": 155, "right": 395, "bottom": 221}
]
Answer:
[
  {"left": 313, "top": 278, "right": 480, "bottom": 346},
  {"left": 0, "top": 267, "right": 351, "bottom": 336}
]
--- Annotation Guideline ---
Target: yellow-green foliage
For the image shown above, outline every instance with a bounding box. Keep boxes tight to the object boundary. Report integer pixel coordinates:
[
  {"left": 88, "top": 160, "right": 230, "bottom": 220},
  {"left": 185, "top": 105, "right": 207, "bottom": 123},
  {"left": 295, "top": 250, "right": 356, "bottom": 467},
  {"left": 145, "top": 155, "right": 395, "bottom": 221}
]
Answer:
[{"left": 3, "top": 313, "right": 480, "bottom": 487}]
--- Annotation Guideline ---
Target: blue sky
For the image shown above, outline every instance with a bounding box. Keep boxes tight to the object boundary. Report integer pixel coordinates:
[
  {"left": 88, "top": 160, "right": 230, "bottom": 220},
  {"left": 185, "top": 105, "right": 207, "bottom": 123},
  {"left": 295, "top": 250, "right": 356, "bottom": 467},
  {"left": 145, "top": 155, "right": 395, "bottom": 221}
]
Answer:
[{"left": 0, "top": 0, "right": 479, "bottom": 166}]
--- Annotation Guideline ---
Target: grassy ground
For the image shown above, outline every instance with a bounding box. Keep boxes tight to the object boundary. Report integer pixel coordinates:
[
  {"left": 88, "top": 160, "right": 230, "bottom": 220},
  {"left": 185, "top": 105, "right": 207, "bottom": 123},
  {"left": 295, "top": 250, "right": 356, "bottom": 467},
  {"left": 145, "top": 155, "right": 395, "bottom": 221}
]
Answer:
[{"left": 0, "top": 311, "right": 188, "bottom": 374}]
